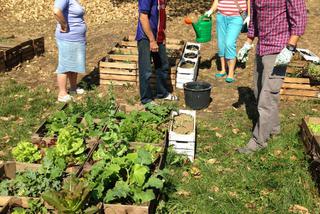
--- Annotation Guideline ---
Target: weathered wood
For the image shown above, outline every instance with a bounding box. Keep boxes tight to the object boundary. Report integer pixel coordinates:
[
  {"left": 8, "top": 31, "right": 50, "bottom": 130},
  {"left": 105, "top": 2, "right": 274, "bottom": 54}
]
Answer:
[
  {"left": 0, "top": 51, "right": 5, "bottom": 72},
  {"left": 301, "top": 117, "right": 320, "bottom": 159},
  {"left": 111, "top": 47, "right": 138, "bottom": 55},
  {"left": 99, "top": 61, "right": 137, "bottom": 70},
  {"left": 119, "top": 41, "right": 183, "bottom": 50},
  {"left": 100, "top": 73, "right": 137, "bottom": 81},
  {"left": 280, "top": 89, "right": 319, "bottom": 97},
  {"left": 100, "top": 79, "right": 137, "bottom": 86},
  {"left": 100, "top": 68, "right": 137, "bottom": 76},
  {"left": 109, "top": 54, "right": 138, "bottom": 62},
  {"left": 284, "top": 77, "right": 311, "bottom": 84},
  {"left": 126, "top": 35, "right": 184, "bottom": 45},
  {"left": 282, "top": 83, "right": 319, "bottom": 90},
  {"left": 104, "top": 204, "right": 149, "bottom": 214}
]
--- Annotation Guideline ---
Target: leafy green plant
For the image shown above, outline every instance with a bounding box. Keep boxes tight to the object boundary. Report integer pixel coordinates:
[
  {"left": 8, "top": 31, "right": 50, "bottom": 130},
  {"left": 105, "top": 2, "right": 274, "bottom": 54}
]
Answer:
[
  {"left": 12, "top": 141, "right": 41, "bottom": 163},
  {"left": 42, "top": 176, "right": 99, "bottom": 214},
  {"left": 307, "top": 63, "right": 320, "bottom": 81},
  {"left": 308, "top": 122, "right": 320, "bottom": 135},
  {"left": 55, "top": 126, "right": 86, "bottom": 164}
]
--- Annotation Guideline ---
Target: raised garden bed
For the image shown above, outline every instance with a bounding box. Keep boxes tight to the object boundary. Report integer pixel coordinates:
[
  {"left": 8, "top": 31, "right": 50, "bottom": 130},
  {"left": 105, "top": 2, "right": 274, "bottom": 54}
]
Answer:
[{"left": 301, "top": 117, "right": 320, "bottom": 159}]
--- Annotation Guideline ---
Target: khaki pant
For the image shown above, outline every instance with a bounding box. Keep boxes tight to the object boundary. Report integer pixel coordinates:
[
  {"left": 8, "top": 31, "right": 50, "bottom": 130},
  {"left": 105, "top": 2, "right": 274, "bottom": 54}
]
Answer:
[{"left": 252, "top": 54, "right": 287, "bottom": 145}]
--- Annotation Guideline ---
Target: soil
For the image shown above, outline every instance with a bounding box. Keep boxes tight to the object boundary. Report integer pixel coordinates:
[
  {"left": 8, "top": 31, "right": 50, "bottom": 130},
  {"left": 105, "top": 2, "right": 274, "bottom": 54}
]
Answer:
[
  {"left": 184, "top": 52, "right": 198, "bottom": 59},
  {"left": 172, "top": 113, "right": 194, "bottom": 135},
  {"left": 0, "top": 0, "right": 319, "bottom": 122},
  {"left": 180, "top": 61, "right": 195, "bottom": 69}
]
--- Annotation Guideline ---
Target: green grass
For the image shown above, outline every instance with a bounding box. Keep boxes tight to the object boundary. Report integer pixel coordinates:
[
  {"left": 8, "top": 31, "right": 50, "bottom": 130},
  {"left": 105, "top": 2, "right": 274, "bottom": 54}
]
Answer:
[
  {"left": 1, "top": 79, "right": 320, "bottom": 213},
  {"left": 160, "top": 100, "right": 320, "bottom": 213},
  {"left": 0, "top": 80, "right": 60, "bottom": 158}
]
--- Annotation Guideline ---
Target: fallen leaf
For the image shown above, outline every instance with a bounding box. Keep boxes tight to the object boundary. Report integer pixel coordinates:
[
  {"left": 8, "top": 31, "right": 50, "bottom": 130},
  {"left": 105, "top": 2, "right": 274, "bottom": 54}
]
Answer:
[
  {"left": 212, "top": 127, "right": 220, "bottom": 131},
  {"left": 245, "top": 202, "right": 256, "bottom": 209},
  {"left": 206, "top": 158, "right": 218, "bottom": 164},
  {"left": 290, "top": 155, "right": 297, "bottom": 161},
  {"left": 210, "top": 186, "right": 220, "bottom": 193},
  {"left": 232, "top": 128, "right": 240, "bottom": 134},
  {"left": 190, "top": 167, "right": 201, "bottom": 177},
  {"left": 216, "top": 132, "right": 223, "bottom": 138},
  {"left": 260, "top": 189, "right": 272, "bottom": 196},
  {"left": 228, "top": 191, "right": 238, "bottom": 198},
  {"left": 288, "top": 204, "right": 309, "bottom": 214},
  {"left": 176, "top": 190, "right": 191, "bottom": 197},
  {"left": 311, "top": 108, "right": 318, "bottom": 112},
  {"left": 182, "top": 171, "right": 189, "bottom": 177},
  {"left": 203, "top": 145, "right": 213, "bottom": 152},
  {"left": 274, "top": 150, "right": 282, "bottom": 156},
  {"left": 260, "top": 157, "right": 267, "bottom": 162},
  {"left": 0, "top": 151, "right": 5, "bottom": 157}
]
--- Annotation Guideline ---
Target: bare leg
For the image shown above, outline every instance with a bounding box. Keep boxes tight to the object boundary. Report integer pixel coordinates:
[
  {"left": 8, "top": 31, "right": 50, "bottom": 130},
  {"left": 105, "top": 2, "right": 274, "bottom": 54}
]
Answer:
[
  {"left": 57, "top": 73, "right": 68, "bottom": 97},
  {"left": 68, "top": 72, "right": 78, "bottom": 91},
  {"left": 219, "top": 57, "right": 227, "bottom": 74},
  {"left": 226, "top": 58, "right": 237, "bottom": 78}
]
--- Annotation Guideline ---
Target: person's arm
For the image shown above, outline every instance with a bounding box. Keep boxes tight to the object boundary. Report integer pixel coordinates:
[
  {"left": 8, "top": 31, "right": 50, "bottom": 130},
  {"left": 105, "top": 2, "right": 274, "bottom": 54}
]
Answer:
[
  {"left": 247, "top": 0, "right": 250, "bottom": 18},
  {"left": 54, "top": 0, "right": 69, "bottom": 32},
  {"left": 53, "top": 8, "right": 68, "bottom": 32},
  {"left": 140, "top": 13, "right": 158, "bottom": 52},
  {"left": 286, "top": 0, "right": 307, "bottom": 47},
  {"left": 210, "top": 0, "right": 218, "bottom": 12}
]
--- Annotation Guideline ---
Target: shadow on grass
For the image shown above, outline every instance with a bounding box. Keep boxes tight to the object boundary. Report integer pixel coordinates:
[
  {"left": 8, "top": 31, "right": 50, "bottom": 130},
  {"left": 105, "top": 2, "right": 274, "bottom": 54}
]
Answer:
[{"left": 232, "top": 86, "right": 258, "bottom": 128}]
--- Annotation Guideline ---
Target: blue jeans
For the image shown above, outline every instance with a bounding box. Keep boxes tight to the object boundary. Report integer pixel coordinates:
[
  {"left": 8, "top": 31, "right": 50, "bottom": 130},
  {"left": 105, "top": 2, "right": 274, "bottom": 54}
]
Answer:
[
  {"left": 138, "top": 39, "right": 169, "bottom": 104},
  {"left": 216, "top": 13, "right": 243, "bottom": 59}
]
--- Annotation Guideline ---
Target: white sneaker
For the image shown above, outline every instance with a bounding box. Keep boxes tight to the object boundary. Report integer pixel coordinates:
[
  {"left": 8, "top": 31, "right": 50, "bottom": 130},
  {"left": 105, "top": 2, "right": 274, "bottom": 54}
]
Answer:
[
  {"left": 58, "top": 94, "right": 74, "bottom": 103},
  {"left": 69, "top": 88, "right": 85, "bottom": 95},
  {"left": 164, "top": 93, "right": 178, "bottom": 101}
]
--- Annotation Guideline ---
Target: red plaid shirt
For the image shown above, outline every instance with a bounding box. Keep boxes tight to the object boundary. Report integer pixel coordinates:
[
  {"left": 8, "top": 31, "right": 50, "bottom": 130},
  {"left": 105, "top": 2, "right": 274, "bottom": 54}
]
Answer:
[{"left": 248, "top": 0, "right": 307, "bottom": 56}]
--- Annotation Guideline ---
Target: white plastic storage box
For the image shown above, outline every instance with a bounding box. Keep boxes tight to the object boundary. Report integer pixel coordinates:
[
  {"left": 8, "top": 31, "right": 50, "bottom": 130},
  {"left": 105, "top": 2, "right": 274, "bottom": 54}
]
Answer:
[
  {"left": 169, "top": 109, "right": 197, "bottom": 161},
  {"left": 177, "top": 59, "right": 197, "bottom": 75}
]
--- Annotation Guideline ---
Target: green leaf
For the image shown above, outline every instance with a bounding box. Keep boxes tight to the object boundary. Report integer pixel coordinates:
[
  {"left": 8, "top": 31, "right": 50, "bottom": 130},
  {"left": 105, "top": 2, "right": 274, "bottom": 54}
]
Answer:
[
  {"left": 132, "top": 189, "right": 155, "bottom": 204},
  {"left": 144, "top": 176, "right": 164, "bottom": 189},
  {"left": 137, "top": 149, "right": 153, "bottom": 165},
  {"left": 104, "top": 180, "right": 130, "bottom": 202},
  {"left": 130, "top": 164, "right": 148, "bottom": 186}
]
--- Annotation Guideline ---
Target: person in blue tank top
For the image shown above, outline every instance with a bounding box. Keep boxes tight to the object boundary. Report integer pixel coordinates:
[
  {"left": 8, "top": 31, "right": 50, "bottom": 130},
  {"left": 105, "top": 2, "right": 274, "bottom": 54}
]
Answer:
[
  {"left": 136, "top": 0, "right": 178, "bottom": 107},
  {"left": 54, "top": 0, "right": 86, "bottom": 102}
]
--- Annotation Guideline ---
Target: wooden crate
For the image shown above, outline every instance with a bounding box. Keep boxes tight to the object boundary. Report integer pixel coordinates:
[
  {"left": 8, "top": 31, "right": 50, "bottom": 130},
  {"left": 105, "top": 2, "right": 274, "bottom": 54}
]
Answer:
[
  {"left": 301, "top": 117, "right": 320, "bottom": 159},
  {"left": 281, "top": 77, "right": 320, "bottom": 99},
  {"left": 0, "top": 196, "right": 53, "bottom": 213},
  {"left": 0, "top": 51, "right": 5, "bottom": 72},
  {"left": 0, "top": 161, "right": 41, "bottom": 179},
  {"left": 19, "top": 39, "right": 35, "bottom": 61},
  {"left": 124, "top": 35, "right": 184, "bottom": 45},
  {"left": 32, "top": 37, "right": 45, "bottom": 56},
  {"left": 99, "top": 60, "right": 138, "bottom": 86},
  {"left": 0, "top": 45, "right": 21, "bottom": 70}
]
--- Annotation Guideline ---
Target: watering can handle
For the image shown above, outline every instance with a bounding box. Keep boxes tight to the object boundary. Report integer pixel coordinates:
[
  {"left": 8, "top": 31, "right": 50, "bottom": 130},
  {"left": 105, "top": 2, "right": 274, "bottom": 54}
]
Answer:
[{"left": 199, "top": 15, "right": 212, "bottom": 22}]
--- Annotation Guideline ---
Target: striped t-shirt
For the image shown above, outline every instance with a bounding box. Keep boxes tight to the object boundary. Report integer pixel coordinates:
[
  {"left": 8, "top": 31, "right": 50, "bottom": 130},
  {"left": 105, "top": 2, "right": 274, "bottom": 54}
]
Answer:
[{"left": 218, "top": 0, "right": 247, "bottom": 16}]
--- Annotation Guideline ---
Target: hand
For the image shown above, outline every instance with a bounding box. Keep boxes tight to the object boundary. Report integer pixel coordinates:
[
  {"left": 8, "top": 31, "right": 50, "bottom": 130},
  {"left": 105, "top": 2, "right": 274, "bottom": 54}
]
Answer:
[
  {"left": 237, "top": 42, "right": 253, "bottom": 63},
  {"left": 150, "top": 40, "right": 159, "bottom": 52},
  {"left": 204, "top": 9, "right": 214, "bottom": 17},
  {"left": 274, "top": 47, "right": 294, "bottom": 66},
  {"left": 60, "top": 24, "right": 68, "bottom": 33}
]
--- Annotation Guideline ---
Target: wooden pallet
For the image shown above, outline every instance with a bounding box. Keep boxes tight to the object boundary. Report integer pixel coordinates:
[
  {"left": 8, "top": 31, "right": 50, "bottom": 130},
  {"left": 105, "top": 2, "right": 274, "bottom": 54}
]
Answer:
[
  {"left": 0, "top": 51, "right": 5, "bottom": 72},
  {"left": 280, "top": 77, "right": 320, "bottom": 100}
]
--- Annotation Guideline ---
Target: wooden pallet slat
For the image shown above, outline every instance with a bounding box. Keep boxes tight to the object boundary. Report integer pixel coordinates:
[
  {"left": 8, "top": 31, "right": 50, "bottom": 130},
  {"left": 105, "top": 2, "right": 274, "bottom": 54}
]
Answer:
[
  {"left": 100, "top": 73, "right": 137, "bottom": 82},
  {"left": 100, "top": 61, "right": 137, "bottom": 70},
  {"left": 109, "top": 54, "right": 138, "bottom": 62},
  {"left": 281, "top": 76, "right": 320, "bottom": 99},
  {"left": 282, "top": 83, "right": 319, "bottom": 90},
  {"left": 100, "top": 79, "right": 137, "bottom": 86},
  {"left": 280, "top": 89, "right": 319, "bottom": 97},
  {"left": 100, "top": 68, "right": 137, "bottom": 76}
]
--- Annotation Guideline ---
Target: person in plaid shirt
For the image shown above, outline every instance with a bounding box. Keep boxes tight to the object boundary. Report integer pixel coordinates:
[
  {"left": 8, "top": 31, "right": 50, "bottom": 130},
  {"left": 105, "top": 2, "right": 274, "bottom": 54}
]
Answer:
[{"left": 237, "top": 0, "right": 307, "bottom": 154}]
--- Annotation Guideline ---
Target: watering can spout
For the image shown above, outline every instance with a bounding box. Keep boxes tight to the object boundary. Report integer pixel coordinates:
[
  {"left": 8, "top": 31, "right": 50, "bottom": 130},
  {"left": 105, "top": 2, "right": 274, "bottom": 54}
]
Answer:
[{"left": 191, "top": 22, "right": 200, "bottom": 35}]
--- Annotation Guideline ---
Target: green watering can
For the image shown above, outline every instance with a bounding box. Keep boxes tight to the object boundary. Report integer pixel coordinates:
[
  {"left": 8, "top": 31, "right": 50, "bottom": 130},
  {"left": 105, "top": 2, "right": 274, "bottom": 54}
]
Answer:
[{"left": 185, "top": 15, "right": 212, "bottom": 43}]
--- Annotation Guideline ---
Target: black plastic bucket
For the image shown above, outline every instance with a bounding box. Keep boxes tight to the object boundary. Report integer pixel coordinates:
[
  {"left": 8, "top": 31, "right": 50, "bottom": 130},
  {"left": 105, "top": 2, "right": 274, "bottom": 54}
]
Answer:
[{"left": 183, "top": 81, "right": 212, "bottom": 110}]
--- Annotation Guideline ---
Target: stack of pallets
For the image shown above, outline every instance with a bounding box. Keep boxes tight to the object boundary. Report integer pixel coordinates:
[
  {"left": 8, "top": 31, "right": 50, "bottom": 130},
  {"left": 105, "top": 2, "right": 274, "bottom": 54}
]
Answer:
[{"left": 98, "top": 35, "right": 184, "bottom": 91}]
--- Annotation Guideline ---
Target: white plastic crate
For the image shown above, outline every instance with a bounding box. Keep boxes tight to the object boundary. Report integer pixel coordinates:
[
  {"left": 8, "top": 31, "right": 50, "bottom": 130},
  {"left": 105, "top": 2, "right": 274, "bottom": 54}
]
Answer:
[
  {"left": 184, "top": 42, "right": 201, "bottom": 55},
  {"left": 172, "top": 148, "right": 195, "bottom": 162},
  {"left": 177, "top": 72, "right": 194, "bottom": 81},
  {"left": 177, "top": 59, "right": 197, "bottom": 75},
  {"left": 169, "top": 109, "right": 197, "bottom": 161}
]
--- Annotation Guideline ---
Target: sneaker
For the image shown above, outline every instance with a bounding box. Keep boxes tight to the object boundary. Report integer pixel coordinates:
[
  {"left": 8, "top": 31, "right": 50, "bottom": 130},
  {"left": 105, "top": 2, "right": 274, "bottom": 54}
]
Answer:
[
  {"left": 58, "top": 94, "right": 74, "bottom": 103},
  {"left": 237, "top": 138, "right": 267, "bottom": 154},
  {"left": 163, "top": 93, "right": 178, "bottom": 101},
  {"left": 69, "top": 88, "right": 85, "bottom": 95}
]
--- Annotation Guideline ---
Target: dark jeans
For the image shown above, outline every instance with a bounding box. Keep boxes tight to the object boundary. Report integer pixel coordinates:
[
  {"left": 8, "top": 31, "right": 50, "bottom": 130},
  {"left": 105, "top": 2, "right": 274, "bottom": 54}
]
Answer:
[{"left": 138, "top": 39, "right": 169, "bottom": 104}]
